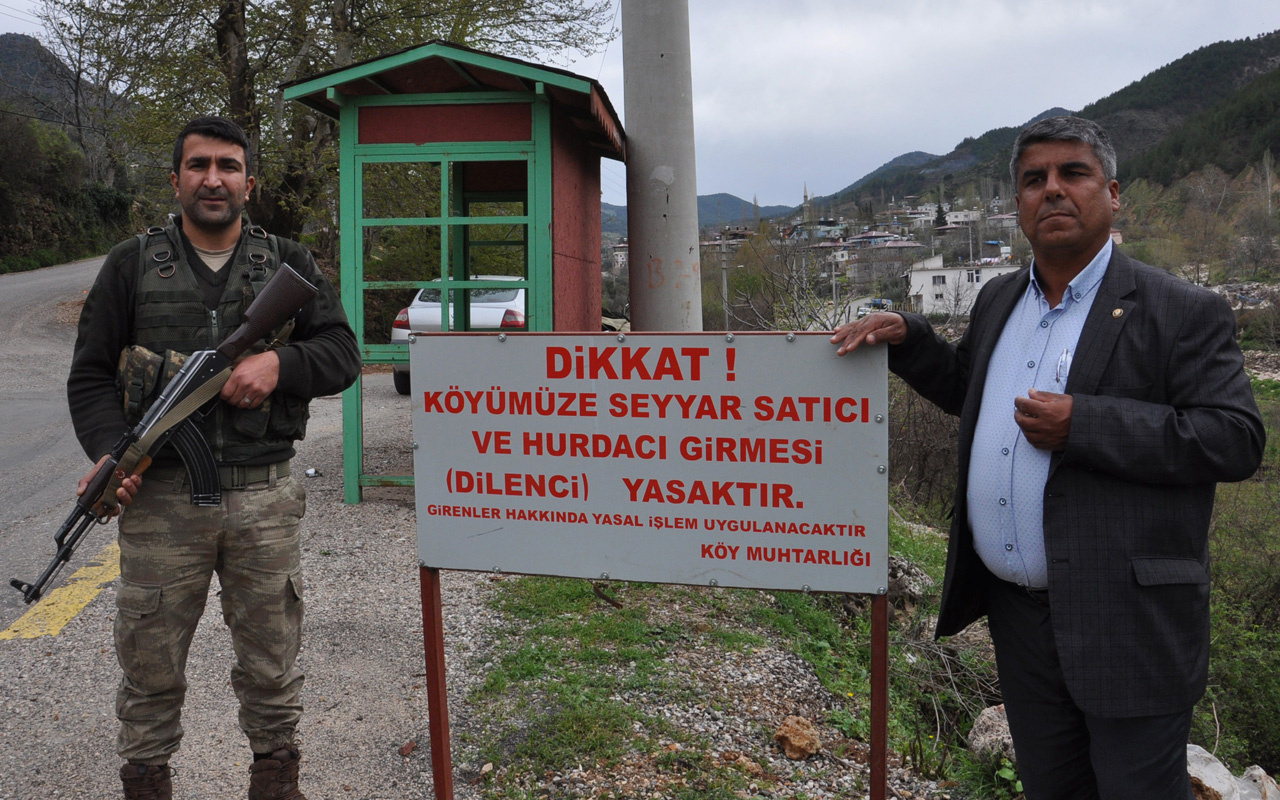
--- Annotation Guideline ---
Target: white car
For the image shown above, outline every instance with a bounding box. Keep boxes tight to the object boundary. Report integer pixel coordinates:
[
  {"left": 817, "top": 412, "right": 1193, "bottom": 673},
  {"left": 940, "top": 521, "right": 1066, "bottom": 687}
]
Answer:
[{"left": 391, "top": 277, "right": 527, "bottom": 394}]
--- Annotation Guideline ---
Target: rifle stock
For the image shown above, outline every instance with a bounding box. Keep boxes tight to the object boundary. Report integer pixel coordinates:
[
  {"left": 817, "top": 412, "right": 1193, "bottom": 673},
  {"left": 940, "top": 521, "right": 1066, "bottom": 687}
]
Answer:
[
  {"left": 10, "top": 262, "right": 318, "bottom": 604},
  {"left": 219, "top": 264, "right": 318, "bottom": 361}
]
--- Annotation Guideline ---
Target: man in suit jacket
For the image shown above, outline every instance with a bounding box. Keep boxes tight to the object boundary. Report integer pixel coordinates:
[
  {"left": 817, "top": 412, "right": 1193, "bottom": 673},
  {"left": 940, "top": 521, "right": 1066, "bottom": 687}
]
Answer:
[{"left": 830, "top": 116, "right": 1264, "bottom": 800}]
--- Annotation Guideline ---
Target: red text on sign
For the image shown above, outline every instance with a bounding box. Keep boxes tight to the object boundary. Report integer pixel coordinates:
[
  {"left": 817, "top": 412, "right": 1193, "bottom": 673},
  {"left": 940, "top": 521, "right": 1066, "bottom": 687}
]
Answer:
[
  {"left": 546, "top": 345, "right": 710, "bottom": 381},
  {"left": 524, "top": 431, "right": 666, "bottom": 459},
  {"left": 450, "top": 470, "right": 589, "bottom": 500},
  {"left": 679, "top": 436, "right": 822, "bottom": 465},
  {"left": 753, "top": 395, "right": 869, "bottom": 423},
  {"left": 622, "top": 478, "right": 798, "bottom": 508},
  {"left": 608, "top": 393, "right": 742, "bottom": 420}
]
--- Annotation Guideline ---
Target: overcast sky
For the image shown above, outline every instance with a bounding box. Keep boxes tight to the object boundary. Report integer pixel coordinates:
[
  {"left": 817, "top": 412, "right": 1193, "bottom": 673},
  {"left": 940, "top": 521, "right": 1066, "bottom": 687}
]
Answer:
[{"left": 5, "top": 0, "right": 1280, "bottom": 207}]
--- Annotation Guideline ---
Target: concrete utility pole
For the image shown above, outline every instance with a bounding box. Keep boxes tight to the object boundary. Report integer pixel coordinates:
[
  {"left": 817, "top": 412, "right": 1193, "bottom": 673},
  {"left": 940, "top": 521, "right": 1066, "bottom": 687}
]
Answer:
[{"left": 621, "top": 0, "right": 703, "bottom": 331}]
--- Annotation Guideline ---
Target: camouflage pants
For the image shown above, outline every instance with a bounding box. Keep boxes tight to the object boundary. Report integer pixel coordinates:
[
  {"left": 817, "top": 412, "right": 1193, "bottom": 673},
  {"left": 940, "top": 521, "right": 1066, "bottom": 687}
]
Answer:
[{"left": 114, "top": 468, "right": 305, "bottom": 765}]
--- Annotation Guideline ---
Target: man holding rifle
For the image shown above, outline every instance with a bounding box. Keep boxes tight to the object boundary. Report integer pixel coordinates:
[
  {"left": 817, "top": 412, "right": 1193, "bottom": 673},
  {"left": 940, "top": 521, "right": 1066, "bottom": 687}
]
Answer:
[{"left": 67, "top": 116, "right": 360, "bottom": 800}]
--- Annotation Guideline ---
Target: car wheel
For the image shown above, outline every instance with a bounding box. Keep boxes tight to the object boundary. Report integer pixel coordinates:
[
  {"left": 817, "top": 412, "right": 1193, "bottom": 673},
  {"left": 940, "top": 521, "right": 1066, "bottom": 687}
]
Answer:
[{"left": 393, "top": 369, "right": 411, "bottom": 395}]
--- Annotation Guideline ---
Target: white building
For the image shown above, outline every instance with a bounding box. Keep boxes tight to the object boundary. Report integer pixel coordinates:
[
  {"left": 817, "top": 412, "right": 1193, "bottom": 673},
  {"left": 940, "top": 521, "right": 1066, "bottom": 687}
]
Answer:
[
  {"left": 945, "top": 209, "right": 982, "bottom": 225},
  {"left": 907, "top": 257, "right": 1023, "bottom": 317}
]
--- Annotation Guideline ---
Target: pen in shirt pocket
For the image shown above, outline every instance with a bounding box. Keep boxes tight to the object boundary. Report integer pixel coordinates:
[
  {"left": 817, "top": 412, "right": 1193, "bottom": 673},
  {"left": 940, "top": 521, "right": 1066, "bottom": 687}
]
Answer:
[{"left": 1055, "top": 347, "right": 1073, "bottom": 388}]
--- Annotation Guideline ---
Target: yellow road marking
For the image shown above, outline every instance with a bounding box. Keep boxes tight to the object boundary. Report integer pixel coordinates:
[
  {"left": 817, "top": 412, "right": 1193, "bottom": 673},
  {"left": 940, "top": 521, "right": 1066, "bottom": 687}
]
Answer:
[{"left": 0, "top": 541, "right": 120, "bottom": 640}]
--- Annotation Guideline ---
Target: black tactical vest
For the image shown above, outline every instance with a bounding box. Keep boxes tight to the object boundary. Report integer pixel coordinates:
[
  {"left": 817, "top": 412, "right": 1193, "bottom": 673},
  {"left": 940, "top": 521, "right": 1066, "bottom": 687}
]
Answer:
[{"left": 132, "top": 222, "right": 309, "bottom": 463}]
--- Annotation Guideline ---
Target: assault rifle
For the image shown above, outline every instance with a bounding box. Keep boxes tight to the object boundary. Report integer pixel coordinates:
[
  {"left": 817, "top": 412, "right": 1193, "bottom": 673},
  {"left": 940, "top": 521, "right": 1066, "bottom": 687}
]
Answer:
[{"left": 10, "top": 262, "right": 318, "bottom": 604}]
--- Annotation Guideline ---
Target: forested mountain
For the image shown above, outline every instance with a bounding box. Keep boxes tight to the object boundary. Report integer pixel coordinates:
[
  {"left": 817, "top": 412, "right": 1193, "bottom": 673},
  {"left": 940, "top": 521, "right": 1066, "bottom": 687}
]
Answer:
[
  {"left": 602, "top": 194, "right": 792, "bottom": 237},
  {"left": 0, "top": 33, "right": 71, "bottom": 111},
  {"left": 813, "top": 107, "right": 1073, "bottom": 212},
  {"left": 832, "top": 151, "right": 939, "bottom": 199},
  {"left": 816, "top": 30, "right": 1280, "bottom": 215},
  {"left": 1082, "top": 32, "right": 1280, "bottom": 160},
  {"left": 0, "top": 35, "right": 134, "bottom": 272},
  {"left": 1123, "top": 64, "right": 1280, "bottom": 185}
]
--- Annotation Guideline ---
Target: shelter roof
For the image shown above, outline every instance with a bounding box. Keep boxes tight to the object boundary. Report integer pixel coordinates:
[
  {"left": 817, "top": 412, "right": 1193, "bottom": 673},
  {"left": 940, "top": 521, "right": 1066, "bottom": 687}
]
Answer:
[{"left": 282, "top": 40, "right": 624, "bottom": 160}]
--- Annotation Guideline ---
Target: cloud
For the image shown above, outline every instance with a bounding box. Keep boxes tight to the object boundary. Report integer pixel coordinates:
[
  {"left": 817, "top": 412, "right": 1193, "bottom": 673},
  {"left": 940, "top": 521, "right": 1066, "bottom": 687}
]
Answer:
[{"left": 571, "top": 0, "right": 1280, "bottom": 207}]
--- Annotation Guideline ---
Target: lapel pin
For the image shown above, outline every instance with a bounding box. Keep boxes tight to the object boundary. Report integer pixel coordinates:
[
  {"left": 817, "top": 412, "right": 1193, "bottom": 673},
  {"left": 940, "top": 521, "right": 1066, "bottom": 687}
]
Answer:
[{"left": 1112, "top": 308, "right": 1123, "bottom": 318}]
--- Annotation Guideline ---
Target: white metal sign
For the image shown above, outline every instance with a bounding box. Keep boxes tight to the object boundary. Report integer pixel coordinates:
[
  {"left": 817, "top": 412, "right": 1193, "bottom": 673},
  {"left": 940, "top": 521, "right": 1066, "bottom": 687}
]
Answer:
[{"left": 410, "top": 332, "right": 888, "bottom": 594}]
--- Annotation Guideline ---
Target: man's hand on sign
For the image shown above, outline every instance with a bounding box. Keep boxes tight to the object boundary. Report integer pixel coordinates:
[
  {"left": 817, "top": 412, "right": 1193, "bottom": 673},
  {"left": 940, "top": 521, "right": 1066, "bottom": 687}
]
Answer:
[{"left": 830, "top": 312, "right": 907, "bottom": 356}]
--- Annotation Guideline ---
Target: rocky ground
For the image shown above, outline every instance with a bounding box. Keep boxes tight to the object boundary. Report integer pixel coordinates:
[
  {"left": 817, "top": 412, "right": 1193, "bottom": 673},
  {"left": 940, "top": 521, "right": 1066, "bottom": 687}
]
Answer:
[
  {"left": 447, "top": 583, "right": 954, "bottom": 800},
  {"left": 1245, "top": 350, "right": 1280, "bottom": 380}
]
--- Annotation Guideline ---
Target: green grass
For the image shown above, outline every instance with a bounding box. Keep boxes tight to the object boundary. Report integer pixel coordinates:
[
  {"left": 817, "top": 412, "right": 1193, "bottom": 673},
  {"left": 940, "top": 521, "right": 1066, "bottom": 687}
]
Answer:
[
  {"left": 472, "top": 578, "right": 773, "bottom": 797},
  {"left": 1197, "top": 447, "right": 1280, "bottom": 773},
  {"left": 889, "top": 514, "right": 949, "bottom": 583},
  {"left": 465, "top": 519, "right": 1002, "bottom": 797},
  {"left": 1250, "top": 377, "right": 1280, "bottom": 403},
  {"left": 953, "top": 754, "right": 1025, "bottom": 800}
]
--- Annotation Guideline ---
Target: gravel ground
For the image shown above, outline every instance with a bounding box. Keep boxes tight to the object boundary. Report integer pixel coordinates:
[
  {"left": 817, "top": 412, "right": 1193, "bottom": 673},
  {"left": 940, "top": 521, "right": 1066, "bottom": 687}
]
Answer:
[{"left": 3, "top": 369, "right": 948, "bottom": 800}]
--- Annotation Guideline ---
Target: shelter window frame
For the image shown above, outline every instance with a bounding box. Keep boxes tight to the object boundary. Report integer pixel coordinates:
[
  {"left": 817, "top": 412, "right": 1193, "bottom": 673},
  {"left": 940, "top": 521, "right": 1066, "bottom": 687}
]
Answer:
[{"left": 354, "top": 147, "right": 544, "bottom": 364}]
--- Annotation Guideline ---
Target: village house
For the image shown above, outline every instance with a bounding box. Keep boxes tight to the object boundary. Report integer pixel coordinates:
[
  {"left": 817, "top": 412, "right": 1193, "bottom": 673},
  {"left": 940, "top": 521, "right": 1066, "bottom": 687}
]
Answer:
[{"left": 906, "top": 257, "right": 1022, "bottom": 317}]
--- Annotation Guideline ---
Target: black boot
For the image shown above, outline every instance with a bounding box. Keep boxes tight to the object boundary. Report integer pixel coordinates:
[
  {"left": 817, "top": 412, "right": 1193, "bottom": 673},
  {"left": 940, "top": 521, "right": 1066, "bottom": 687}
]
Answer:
[
  {"left": 248, "top": 747, "right": 308, "bottom": 800},
  {"left": 120, "top": 763, "right": 172, "bottom": 800}
]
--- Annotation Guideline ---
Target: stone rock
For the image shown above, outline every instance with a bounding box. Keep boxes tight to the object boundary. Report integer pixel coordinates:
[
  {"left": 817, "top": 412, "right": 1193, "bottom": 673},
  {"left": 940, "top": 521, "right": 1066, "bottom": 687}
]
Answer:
[
  {"left": 720, "top": 750, "right": 765, "bottom": 777},
  {"left": 1188, "top": 744, "right": 1241, "bottom": 800},
  {"left": 967, "top": 704, "right": 1016, "bottom": 764},
  {"left": 773, "top": 715, "right": 821, "bottom": 760},
  {"left": 887, "top": 555, "right": 935, "bottom": 607},
  {"left": 1239, "top": 765, "right": 1280, "bottom": 800}
]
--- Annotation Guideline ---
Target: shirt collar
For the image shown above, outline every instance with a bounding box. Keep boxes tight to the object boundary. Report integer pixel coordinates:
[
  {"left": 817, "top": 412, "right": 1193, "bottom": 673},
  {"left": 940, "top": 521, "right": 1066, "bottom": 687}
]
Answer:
[{"left": 1028, "top": 239, "right": 1113, "bottom": 306}]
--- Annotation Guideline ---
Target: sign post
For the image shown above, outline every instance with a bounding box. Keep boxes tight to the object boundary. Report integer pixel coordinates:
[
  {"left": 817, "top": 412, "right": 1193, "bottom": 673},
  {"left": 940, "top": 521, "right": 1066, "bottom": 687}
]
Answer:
[
  {"left": 412, "top": 332, "right": 890, "bottom": 797},
  {"left": 419, "top": 567, "right": 454, "bottom": 799}
]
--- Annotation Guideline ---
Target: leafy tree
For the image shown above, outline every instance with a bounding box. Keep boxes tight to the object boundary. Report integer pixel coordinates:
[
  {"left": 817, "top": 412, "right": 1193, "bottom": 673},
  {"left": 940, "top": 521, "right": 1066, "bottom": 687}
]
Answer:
[
  {"left": 0, "top": 108, "right": 130, "bottom": 270},
  {"left": 28, "top": 0, "right": 137, "bottom": 186},
  {"left": 712, "top": 227, "right": 861, "bottom": 332},
  {"left": 36, "top": 0, "right": 616, "bottom": 239},
  {"left": 1180, "top": 166, "right": 1234, "bottom": 281}
]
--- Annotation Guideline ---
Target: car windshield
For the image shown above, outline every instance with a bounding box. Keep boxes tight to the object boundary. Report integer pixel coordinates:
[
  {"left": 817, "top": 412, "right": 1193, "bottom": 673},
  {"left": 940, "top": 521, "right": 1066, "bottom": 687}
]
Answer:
[{"left": 418, "top": 287, "right": 520, "bottom": 303}]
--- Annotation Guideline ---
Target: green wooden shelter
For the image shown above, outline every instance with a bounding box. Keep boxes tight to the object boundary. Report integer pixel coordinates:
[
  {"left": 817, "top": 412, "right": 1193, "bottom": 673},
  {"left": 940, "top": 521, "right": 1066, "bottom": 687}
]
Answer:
[{"left": 283, "top": 41, "right": 626, "bottom": 503}]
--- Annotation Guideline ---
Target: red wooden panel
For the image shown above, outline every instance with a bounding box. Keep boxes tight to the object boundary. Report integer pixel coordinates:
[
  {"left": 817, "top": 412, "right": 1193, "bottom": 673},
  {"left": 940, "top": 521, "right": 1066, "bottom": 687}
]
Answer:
[
  {"left": 550, "top": 109, "right": 602, "bottom": 332},
  {"left": 359, "top": 104, "right": 531, "bottom": 144},
  {"left": 457, "top": 160, "right": 526, "bottom": 194}
]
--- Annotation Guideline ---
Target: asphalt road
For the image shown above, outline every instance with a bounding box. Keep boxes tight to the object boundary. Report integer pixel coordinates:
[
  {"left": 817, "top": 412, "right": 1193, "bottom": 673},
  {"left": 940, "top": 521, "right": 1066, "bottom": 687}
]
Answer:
[{"left": 0, "top": 257, "right": 105, "bottom": 625}]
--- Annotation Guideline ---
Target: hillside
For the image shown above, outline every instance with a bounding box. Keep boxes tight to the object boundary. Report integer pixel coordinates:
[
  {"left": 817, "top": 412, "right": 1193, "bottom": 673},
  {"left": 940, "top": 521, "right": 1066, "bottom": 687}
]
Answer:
[
  {"left": 815, "top": 30, "right": 1280, "bottom": 214},
  {"left": 0, "top": 33, "right": 76, "bottom": 119},
  {"left": 1082, "top": 31, "right": 1280, "bottom": 161},
  {"left": 0, "top": 35, "right": 132, "bottom": 271},
  {"left": 602, "top": 193, "right": 792, "bottom": 237},
  {"left": 804, "top": 108, "right": 1070, "bottom": 214},
  {"left": 1123, "top": 63, "right": 1280, "bottom": 184},
  {"left": 832, "top": 151, "right": 939, "bottom": 199}
]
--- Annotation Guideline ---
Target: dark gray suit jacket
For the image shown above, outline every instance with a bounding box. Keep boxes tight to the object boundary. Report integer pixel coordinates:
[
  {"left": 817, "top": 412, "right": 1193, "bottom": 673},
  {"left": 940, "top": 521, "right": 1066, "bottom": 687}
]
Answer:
[{"left": 890, "top": 249, "right": 1264, "bottom": 717}]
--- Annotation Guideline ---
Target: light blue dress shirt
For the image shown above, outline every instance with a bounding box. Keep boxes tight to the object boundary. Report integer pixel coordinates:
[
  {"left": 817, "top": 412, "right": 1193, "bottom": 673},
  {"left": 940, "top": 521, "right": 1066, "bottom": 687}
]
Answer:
[{"left": 967, "top": 240, "right": 1112, "bottom": 588}]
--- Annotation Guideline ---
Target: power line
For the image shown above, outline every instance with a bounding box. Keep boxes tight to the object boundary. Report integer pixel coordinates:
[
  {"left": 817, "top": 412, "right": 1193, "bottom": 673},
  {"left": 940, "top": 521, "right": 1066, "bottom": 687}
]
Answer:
[
  {"left": 0, "top": 8, "right": 40, "bottom": 26},
  {"left": 600, "top": 170, "right": 626, "bottom": 194},
  {"left": 595, "top": 0, "right": 621, "bottom": 82},
  {"left": 0, "top": 1, "right": 40, "bottom": 20},
  {"left": 0, "top": 107, "right": 105, "bottom": 134},
  {"left": 600, "top": 162, "right": 627, "bottom": 203}
]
